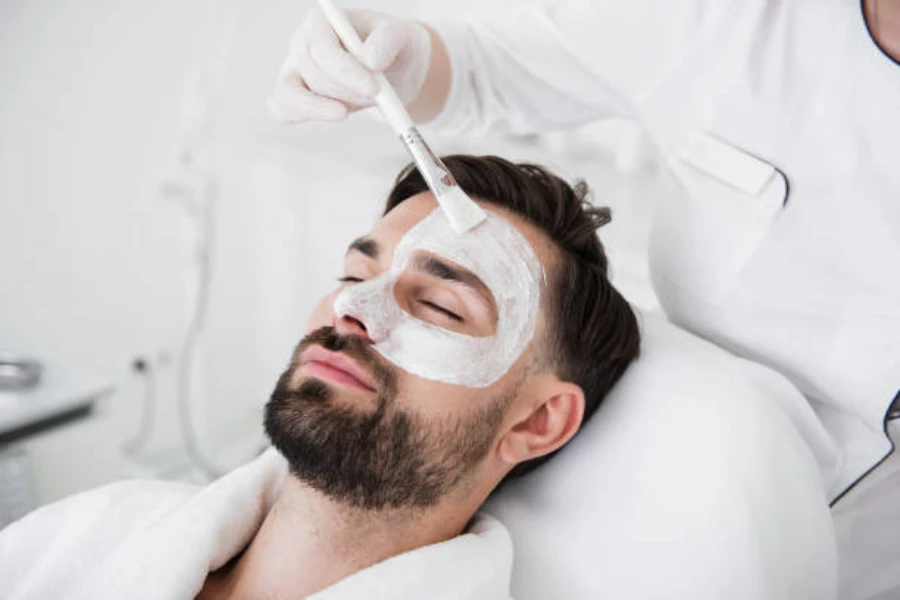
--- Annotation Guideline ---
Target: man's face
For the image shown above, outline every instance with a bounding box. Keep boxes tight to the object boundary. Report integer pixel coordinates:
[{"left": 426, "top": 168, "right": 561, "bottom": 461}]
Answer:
[{"left": 265, "top": 192, "right": 554, "bottom": 510}]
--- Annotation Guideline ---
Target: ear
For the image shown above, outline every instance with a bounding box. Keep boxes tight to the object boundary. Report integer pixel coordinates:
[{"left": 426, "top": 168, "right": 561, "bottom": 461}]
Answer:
[{"left": 497, "top": 376, "right": 585, "bottom": 468}]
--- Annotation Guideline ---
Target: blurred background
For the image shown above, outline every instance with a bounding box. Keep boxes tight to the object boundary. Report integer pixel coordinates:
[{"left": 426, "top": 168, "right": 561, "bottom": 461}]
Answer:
[{"left": 0, "top": 0, "right": 667, "bottom": 525}]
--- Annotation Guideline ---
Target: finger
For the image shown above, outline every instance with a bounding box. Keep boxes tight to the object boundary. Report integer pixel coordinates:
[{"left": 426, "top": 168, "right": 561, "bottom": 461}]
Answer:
[
  {"left": 306, "top": 7, "right": 378, "bottom": 97},
  {"left": 280, "top": 26, "right": 373, "bottom": 110},
  {"left": 269, "top": 74, "right": 348, "bottom": 123},
  {"left": 357, "top": 18, "right": 410, "bottom": 72},
  {"left": 301, "top": 45, "right": 377, "bottom": 107}
]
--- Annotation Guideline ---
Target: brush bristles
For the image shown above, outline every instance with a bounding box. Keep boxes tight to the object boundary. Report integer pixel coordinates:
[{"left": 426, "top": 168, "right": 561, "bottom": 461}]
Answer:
[{"left": 437, "top": 187, "right": 487, "bottom": 234}]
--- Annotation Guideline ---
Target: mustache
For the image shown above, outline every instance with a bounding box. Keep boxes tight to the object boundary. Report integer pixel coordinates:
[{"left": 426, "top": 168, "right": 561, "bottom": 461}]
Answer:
[{"left": 292, "top": 326, "right": 396, "bottom": 395}]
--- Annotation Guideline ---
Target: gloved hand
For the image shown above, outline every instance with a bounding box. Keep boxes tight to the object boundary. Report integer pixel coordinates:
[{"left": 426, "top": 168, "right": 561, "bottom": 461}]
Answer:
[{"left": 269, "top": 7, "right": 432, "bottom": 123}]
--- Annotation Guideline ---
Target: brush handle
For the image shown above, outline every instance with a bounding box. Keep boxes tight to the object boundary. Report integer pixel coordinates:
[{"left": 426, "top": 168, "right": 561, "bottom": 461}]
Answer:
[
  {"left": 317, "top": 0, "right": 486, "bottom": 234},
  {"left": 317, "top": 0, "right": 415, "bottom": 133}
]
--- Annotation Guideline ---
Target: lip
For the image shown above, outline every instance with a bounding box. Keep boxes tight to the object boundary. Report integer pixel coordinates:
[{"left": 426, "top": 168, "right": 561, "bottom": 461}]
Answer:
[{"left": 300, "top": 345, "right": 376, "bottom": 391}]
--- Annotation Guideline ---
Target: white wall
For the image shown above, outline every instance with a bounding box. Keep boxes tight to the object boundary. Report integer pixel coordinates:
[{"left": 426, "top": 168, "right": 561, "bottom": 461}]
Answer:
[
  {"left": 0, "top": 0, "right": 220, "bottom": 496},
  {"left": 0, "top": 0, "right": 663, "bottom": 502}
]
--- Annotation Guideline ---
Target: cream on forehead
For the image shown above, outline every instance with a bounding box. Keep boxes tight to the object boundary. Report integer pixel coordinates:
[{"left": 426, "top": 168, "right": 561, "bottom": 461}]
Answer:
[{"left": 334, "top": 208, "right": 544, "bottom": 387}]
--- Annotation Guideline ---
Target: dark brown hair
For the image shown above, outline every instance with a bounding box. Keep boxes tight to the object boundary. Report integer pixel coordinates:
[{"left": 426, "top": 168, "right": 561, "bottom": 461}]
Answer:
[{"left": 385, "top": 155, "right": 641, "bottom": 482}]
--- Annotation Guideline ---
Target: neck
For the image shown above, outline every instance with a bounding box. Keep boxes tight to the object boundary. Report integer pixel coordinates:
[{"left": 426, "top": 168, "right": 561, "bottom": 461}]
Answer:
[
  {"left": 865, "top": 0, "right": 900, "bottom": 63},
  {"left": 199, "top": 476, "right": 483, "bottom": 600}
]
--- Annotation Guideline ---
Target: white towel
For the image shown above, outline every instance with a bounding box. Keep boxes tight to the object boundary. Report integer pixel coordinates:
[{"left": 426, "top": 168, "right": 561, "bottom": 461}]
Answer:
[{"left": 0, "top": 449, "right": 513, "bottom": 600}]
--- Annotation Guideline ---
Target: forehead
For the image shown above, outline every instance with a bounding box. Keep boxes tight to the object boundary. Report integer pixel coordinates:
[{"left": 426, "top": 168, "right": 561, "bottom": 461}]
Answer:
[{"left": 370, "top": 192, "right": 556, "bottom": 274}]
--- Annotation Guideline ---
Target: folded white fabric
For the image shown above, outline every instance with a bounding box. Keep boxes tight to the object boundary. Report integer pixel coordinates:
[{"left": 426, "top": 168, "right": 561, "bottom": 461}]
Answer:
[
  {"left": 0, "top": 449, "right": 513, "bottom": 600},
  {"left": 0, "top": 449, "right": 287, "bottom": 600},
  {"left": 485, "top": 312, "right": 839, "bottom": 600}
]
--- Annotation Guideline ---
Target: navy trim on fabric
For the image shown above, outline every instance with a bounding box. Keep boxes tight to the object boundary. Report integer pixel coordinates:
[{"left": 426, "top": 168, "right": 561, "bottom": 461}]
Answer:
[
  {"left": 829, "top": 390, "right": 900, "bottom": 507},
  {"left": 888, "top": 390, "right": 900, "bottom": 421},
  {"left": 774, "top": 165, "right": 790, "bottom": 208},
  {"left": 860, "top": 0, "right": 900, "bottom": 68}
]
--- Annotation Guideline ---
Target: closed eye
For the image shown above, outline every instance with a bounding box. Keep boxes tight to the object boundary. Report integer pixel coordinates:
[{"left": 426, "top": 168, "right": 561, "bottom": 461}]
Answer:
[
  {"left": 419, "top": 300, "right": 463, "bottom": 322},
  {"left": 337, "top": 276, "right": 364, "bottom": 284}
]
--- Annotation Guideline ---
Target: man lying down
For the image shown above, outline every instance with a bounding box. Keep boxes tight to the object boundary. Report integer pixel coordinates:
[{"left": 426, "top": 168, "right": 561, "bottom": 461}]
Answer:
[{"left": 0, "top": 155, "right": 640, "bottom": 600}]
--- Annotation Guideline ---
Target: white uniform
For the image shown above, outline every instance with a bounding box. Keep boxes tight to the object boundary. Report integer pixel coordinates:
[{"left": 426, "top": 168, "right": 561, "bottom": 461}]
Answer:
[
  {"left": 425, "top": 1, "right": 899, "bottom": 596},
  {"left": 429, "top": 0, "right": 899, "bottom": 503}
]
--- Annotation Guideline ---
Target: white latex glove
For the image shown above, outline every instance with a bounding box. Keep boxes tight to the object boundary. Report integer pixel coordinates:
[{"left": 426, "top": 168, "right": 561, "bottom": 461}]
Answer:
[{"left": 269, "top": 7, "right": 432, "bottom": 123}]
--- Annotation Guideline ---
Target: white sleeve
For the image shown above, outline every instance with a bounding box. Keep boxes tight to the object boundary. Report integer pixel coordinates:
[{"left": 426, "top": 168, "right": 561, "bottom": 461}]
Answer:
[{"left": 425, "top": 0, "right": 724, "bottom": 136}]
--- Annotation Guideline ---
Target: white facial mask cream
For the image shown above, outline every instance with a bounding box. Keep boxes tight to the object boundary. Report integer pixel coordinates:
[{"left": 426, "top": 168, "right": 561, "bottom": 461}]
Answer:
[{"left": 333, "top": 208, "right": 544, "bottom": 388}]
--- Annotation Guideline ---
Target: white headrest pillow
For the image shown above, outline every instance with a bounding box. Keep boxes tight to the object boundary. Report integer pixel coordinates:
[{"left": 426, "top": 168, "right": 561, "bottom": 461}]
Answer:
[{"left": 484, "top": 313, "right": 838, "bottom": 600}]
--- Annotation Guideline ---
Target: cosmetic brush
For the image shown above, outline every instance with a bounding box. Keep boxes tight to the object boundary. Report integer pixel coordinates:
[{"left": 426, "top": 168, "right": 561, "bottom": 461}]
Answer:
[{"left": 317, "top": 0, "right": 486, "bottom": 234}]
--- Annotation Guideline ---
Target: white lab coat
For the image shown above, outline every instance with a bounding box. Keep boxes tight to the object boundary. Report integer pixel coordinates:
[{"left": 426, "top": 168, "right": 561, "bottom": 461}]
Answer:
[
  {"left": 0, "top": 449, "right": 514, "bottom": 600},
  {"left": 429, "top": 0, "right": 899, "bottom": 504}
]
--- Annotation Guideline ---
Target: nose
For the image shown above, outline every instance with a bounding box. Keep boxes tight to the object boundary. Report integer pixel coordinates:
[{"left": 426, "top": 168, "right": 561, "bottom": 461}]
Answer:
[
  {"left": 333, "top": 275, "right": 397, "bottom": 344},
  {"left": 334, "top": 313, "right": 373, "bottom": 343}
]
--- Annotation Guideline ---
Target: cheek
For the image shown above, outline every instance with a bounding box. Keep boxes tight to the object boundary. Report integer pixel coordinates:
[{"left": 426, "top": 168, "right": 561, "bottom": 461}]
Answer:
[
  {"left": 395, "top": 374, "right": 483, "bottom": 417},
  {"left": 394, "top": 367, "right": 515, "bottom": 423},
  {"left": 305, "top": 290, "right": 339, "bottom": 333}
]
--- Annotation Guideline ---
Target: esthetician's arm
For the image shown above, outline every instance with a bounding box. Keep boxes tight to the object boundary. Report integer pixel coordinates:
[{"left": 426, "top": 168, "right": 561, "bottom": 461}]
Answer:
[
  {"left": 269, "top": 2, "right": 613, "bottom": 131},
  {"left": 270, "top": 1, "right": 724, "bottom": 135},
  {"left": 404, "top": 26, "right": 451, "bottom": 124}
]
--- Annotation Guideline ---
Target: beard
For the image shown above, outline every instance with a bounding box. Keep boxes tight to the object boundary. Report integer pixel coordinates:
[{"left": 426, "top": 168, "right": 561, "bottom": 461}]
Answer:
[{"left": 264, "top": 326, "right": 512, "bottom": 511}]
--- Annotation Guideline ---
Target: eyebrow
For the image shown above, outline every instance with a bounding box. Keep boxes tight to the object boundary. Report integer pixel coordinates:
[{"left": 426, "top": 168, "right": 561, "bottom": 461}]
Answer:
[
  {"left": 409, "top": 254, "right": 496, "bottom": 310},
  {"left": 347, "top": 237, "right": 379, "bottom": 259}
]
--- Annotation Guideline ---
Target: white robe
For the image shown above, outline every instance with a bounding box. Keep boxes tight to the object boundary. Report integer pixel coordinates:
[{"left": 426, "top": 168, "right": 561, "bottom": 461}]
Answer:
[{"left": 0, "top": 449, "right": 514, "bottom": 600}]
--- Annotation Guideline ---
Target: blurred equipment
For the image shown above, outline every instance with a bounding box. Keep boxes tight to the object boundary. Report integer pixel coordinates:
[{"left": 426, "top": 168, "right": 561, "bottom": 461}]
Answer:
[
  {"left": 0, "top": 366, "right": 112, "bottom": 527},
  {"left": 121, "top": 357, "right": 158, "bottom": 458},
  {"left": 155, "top": 0, "right": 262, "bottom": 480},
  {"left": 0, "top": 354, "right": 42, "bottom": 391},
  {"left": 0, "top": 448, "right": 31, "bottom": 528}
]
